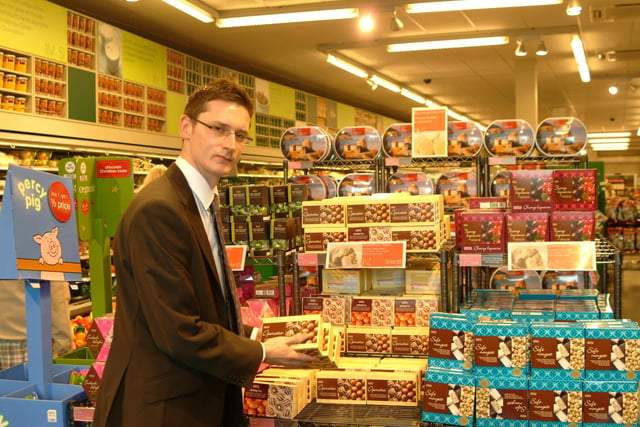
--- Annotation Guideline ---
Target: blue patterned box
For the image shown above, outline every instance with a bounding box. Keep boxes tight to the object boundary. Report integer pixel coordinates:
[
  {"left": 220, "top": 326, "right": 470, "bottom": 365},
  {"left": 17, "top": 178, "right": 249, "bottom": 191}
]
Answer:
[
  {"left": 583, "top": 321, "right": 640, "bottom": 381},
  {"left": 555, "top": 300, "right": 600, "bottom": 321},
  {"left": 460, "top": 306, "right": 512, "bottom": 322},
  {"left": 512, "top": 298, "right": 556, "bottom": 312},
  {"left": 530, "top": 322, "right": 585, "bottom": 380},
  {"left": 583, "top": 380, "right": 639, "bottom": 427},
  {"left": 517, "top": 289, "right": 559, "bottom": 300},
  {"left": 474, "top": 321, "right": 530, "bottom": 378},
  {"left": 559, "top": 289, "right": 599, "bottom": 300},
  {"left": 428, "top": 313, "right": 474, "bottom": 371},
  {"left": 597, "top": 294, "right": 614, "bottom": 319},
  {"left": 510, "top": 310, "right": 555, "bottom": 323},
  {"left": 529, "top": 378, "right": 582, "bottom": 427},
  {"left": 475, "top": 375, "right": 529, "bottom": 427},
  {"left": 422, "top": 367, "right": 475, "bottom": 426}
]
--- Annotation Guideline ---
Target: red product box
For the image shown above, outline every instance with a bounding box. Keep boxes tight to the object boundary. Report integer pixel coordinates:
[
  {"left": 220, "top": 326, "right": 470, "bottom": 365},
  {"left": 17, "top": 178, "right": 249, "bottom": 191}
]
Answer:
[
  {"left": 82, "top": 362, "right": 106, "bottom": 402},
  {"left": 553, "top": 169, "right": 598, "bottom": 211},
  {"left": 509, "top": 169, "right": 555, "bottom": 212},
  {"left": 458, "top": 210, "right": 506, "bottom": 253},
  {"left": 506, "top": 211, "right": 549, "bottom": 242},
  {"left": 550, "top": 210, "right": 595, "bottom": 241}
]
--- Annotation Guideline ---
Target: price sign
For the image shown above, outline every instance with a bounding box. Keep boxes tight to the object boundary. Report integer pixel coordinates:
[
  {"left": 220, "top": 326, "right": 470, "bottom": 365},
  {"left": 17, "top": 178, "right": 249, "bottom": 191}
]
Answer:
[
  {"left": 225, "top": 245, "right": 247, "bottom": 271},
  {"left": 325, "top": 241, "right": 406, "bottom": 269}
]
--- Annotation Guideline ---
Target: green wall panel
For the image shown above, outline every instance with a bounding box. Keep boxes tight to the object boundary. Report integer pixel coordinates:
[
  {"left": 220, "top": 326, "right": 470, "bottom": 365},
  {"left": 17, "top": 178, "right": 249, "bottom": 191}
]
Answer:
[{"left": 68, "top": 67, "right": 96, "bottom": 123}]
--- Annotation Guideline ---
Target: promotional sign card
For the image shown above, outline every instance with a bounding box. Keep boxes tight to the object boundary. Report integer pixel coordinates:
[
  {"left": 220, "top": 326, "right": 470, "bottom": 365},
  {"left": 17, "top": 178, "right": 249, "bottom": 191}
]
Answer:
[
  {"left": 59, "top": 157, "right": 96, "bottom": 241},
  {"left": 94, "top": 157, "right": 134, "bottom": 238},
  {"left": 412, "top": 107, "right": 448, "bottom": 157},
  {"left": 0, "top": 164, "right": 82, "bottom": 281}
]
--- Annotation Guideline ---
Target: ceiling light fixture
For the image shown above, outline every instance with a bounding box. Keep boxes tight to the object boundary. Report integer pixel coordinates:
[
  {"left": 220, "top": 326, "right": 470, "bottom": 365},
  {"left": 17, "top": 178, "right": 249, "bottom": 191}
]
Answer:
[
  {"left": 161, "top": 0, "right": 214, "bottom": 23},
  {"left": 590, "top": 143, "right": 629, "bottom": 151},
  {"left": 370, "top": 75, "right": 401, "bottom": 93},
  {"left": 637, "top": 125, "right": 640, "bottom": 137},
  {"left": 570, "top": 35, "right": 590, "bottom": 82},
  {"left": 608, "top": 86, "right": 619, "bottom": 95},
  {"left": 391, "top": 9, "right": 404, "bottom": 31},
  {"left": 216, "top": 8, "right": 358, "bottom": 28},
  {"left": 400, "top": 88, "right": 427, "bottom": 104},
  {"left": 326, "top": 54, "right": 368, "bottom": 79},
  {"left": 589, "top": 137, "right": 631, "bottom": 144},
  {"left": 388, "top": 36, "right": 509, "bottom": 52},
  {"left": 588, "top": 132, "right": 631, "bottom": 138},
  {"left": 565, "top": 0, "right": 582, "bottom": 16},
  {"left": 536, "top": 40, "right": 548, "bottom": 56},
  {"left": 515, "top": 40, "right": 527, "bottom": 56},
  {"left": 406, "top": 0, "right": 562, "bottom": 13}
]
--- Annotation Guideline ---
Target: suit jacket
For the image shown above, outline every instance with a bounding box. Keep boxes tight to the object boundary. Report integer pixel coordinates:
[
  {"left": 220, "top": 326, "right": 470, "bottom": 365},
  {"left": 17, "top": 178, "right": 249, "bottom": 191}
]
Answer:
[{"left": 93, "top": 164, "right": 263, "bottom": 427}]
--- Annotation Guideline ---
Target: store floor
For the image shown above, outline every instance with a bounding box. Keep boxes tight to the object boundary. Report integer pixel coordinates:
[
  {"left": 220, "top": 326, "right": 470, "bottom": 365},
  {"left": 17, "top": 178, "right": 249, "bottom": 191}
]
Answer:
[{"left": 619, "top": 254, "right": 640, "bottom": 323}]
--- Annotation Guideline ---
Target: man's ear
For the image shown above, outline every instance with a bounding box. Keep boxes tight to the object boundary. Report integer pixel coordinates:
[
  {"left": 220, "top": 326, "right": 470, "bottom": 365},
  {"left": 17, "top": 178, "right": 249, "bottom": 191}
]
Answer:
[{"left": 179, "top": 114, "right": 192, "bottom": 139}]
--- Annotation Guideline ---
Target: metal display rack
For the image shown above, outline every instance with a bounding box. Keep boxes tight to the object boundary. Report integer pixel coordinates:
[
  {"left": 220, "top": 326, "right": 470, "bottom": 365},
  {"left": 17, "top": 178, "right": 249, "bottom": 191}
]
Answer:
[
  {"left": 293, "top": 401, "right": 422, "bottom": 426},
  {"left": 451, "top": 238, "right": 623, "bottom": 317}
]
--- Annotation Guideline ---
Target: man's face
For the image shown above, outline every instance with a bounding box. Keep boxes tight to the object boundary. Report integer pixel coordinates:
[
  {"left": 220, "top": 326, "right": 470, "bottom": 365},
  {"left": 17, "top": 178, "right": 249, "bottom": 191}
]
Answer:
[{"left": 180, "top": 99, "right": 251, "bottom": 186}]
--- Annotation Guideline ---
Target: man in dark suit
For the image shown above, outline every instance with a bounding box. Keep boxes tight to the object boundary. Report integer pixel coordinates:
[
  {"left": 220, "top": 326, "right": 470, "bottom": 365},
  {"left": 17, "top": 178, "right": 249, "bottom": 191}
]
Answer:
[{"left": 93, "top": 79, "right": 316, "bottom": 427}]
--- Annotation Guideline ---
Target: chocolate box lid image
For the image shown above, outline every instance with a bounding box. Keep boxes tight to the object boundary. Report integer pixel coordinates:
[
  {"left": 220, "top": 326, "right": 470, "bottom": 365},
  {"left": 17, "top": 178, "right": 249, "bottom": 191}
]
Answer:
[
  {"left": 535, "top": 117, "right": 587, "bottom": 156},
  {"left": 280, "top": 126, "right": 332, "bottom": 162},
  {"left": 386, "top": 171, "right": 435, "bottom": 195},
  {"left": 447, "top": 120, "right": 483, "bottom": 157},
  {"left": 382, "top": 123, "right": 412, "bottom": 158},
  {"left": 483, "top": 119, "right": 534, "bottom": 157},
  {"left": 316, "top": 174, "right": 338, "bottom": 198},
  {"left": 334, "top": 126, "right": 381, "bottom": 161},
  {"left": 490, "top": 171, "right": 511, "bottom": 197},
  {"left": 436, "top": 171, "right": 477, "bottom": 208},
  {"left": 490, "top": 267, "right": 541, "bottom": 291},
  {"left": 338, "top": 173, "right": 375, "bottom": 197},
  {"left": 288, "top": 175, "right": 326, "bottom": 201}
]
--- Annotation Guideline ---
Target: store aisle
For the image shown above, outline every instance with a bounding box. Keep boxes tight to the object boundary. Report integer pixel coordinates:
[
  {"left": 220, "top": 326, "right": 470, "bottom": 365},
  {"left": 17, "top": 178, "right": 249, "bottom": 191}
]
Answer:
[{"left": 620, "top": 255, "right": 640, "bottom": 323}]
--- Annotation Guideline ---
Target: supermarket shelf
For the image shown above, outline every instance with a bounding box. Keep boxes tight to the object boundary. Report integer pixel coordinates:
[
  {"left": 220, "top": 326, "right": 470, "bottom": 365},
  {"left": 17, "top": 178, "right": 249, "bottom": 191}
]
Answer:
[{"left": 292, "top": 401, "right": 422, "bottom": 426}]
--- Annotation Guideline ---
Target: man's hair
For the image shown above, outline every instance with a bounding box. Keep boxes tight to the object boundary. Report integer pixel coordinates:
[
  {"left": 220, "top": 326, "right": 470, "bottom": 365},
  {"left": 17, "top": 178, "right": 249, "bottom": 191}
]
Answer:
[{"left": 183, "top": 78, "right": 254, "bottom": 119}]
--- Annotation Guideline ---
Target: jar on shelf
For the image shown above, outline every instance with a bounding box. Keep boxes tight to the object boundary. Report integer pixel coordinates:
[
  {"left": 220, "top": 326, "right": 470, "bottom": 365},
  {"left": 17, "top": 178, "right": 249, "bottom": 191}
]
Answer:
[
  {"left": 2, "top": 95, "right": 15, "bottom": 110},
  {"left": 15, "top": 56, "right": 28, "bottom": 73},
  {"left": 3, "top": 54, "right": 15, "bottom": 70}
]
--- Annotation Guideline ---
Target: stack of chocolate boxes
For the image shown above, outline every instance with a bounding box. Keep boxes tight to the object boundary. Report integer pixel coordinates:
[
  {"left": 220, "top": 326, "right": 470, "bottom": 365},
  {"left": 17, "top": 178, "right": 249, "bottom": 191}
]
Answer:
[
  {"left": 456, "top": 169, "right": 599, "bottom": 253},
  {"left": 422, "top": 290, "right": 639, "bottom": 426}
]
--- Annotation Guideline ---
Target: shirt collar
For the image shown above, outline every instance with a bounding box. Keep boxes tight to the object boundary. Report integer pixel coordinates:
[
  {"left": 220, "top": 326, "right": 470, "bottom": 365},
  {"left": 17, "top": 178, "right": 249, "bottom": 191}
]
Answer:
[{"left": 175, "top": 156, "right": 216, "bottom": 209}]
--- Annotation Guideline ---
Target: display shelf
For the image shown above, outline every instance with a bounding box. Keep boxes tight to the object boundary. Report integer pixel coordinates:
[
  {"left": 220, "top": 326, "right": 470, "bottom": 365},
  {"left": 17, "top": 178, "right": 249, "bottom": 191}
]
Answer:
[
  {"left": 450, "top": 238, "right": 622, "bottom": 317},
  {"left": 291, "top": 400, "right": 422, "bottom": 426}
]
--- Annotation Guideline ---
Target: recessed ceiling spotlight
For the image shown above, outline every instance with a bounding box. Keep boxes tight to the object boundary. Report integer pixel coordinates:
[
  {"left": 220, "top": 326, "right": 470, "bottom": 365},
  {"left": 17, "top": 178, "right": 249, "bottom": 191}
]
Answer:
[
  {"left": 566, "top": 0, "right": 582, "bottom": 16},
  {"left": 535, "top": 40, "right": 548, "bottom": 56},
  {"left": 608, "top": 86, "right": 619, "bottom": 95},
  {"left": 359, "top": 13, "right": 375, "bottom": 32}
]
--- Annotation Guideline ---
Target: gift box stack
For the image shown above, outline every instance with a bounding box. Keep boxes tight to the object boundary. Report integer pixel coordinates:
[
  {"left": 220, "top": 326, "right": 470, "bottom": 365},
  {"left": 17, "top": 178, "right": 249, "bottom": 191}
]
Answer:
[
  {"left": 421, "top": 302, "right": 640, "bottom": 427},
  {"left": 455, "top": 169, "right": 599, "bottom": 254}
]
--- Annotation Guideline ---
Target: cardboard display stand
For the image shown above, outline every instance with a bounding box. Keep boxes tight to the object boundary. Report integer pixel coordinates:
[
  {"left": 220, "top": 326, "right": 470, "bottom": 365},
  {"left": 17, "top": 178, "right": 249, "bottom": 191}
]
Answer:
[{"left": 0, "top": 165, "right": 85, "bottom": 426}]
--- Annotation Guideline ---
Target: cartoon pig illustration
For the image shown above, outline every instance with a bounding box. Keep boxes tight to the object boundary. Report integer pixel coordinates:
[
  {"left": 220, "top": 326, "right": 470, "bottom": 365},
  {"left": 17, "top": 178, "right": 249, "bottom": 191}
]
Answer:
[{"left": 33, "top": 227, "right": 64, "bottom": 266}]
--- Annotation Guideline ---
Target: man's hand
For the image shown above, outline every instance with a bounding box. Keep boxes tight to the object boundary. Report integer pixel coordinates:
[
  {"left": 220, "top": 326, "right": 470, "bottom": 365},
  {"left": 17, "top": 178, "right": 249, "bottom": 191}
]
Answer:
[{"left": 262, "top": 333, "right": 319, "bottom": 368}]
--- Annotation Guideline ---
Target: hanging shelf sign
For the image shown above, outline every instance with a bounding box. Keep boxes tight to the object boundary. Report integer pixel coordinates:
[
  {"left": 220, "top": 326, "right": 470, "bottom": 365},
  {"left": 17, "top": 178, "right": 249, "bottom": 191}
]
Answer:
[{"left": 0, "top": 164, "right": 82, "bottom": 281}]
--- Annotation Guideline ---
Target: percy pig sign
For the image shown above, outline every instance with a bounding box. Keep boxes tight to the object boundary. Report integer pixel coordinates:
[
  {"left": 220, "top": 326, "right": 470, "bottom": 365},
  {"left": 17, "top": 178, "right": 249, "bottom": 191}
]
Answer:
[{"left": 0, "top": 164, "right": 81, "bottom": 281}]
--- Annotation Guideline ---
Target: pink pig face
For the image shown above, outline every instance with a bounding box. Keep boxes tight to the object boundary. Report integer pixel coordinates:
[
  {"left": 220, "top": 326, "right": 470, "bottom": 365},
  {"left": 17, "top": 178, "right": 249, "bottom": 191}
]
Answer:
[{"left": 33, "top": 227, "right": 64, "bottom": 265}]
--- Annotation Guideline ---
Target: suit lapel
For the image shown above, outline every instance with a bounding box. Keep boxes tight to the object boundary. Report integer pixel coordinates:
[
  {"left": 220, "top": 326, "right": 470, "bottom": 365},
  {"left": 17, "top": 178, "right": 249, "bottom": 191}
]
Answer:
[{"left": 166, "top": 165, "right": 233, "bottom": 328}]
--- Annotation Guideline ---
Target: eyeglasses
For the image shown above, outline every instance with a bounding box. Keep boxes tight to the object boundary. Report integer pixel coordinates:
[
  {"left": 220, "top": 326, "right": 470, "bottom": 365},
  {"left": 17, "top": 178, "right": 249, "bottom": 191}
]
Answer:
[{"left": 192, "top": 118, "right": 253, "bottom": 145}]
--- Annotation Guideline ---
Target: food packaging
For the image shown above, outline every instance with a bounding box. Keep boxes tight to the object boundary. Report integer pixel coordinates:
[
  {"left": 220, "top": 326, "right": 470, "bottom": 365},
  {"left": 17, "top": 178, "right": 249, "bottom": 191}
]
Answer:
[
  {"left": 338, "top": 173, "right": 375, "bottom": 196},
  {"left": 422, "top": 367, "right": 476, "bottom": 426},
  {"left": 509, "top": 169, "right": 555, "bottom": 212},
  {"left": 447, "top": 120, "right": 483, "bottom": 157},
  {"left": 280, "top": 126, "right": 332, "bottom": 162},
  {"left": 506, "top": 211, "right": 550, "bottom": 242},
  {"left": 490, "top": 171, "right": 511, "bottom": 198},
  {"left": 549, "top": 210, "right": 595, "bottom": 241},
  {"left": 386, "top": 171, "right": 435, "bottom": 195},
  {"left": 475, "top": 376, "right": 529, "bottom": 426},
  {"left": 457, "top": 210, "right": 506, "bottom": 254},
  {"left": 334, "top": 126, "right": 381, "bottom": 160},
  {"left": 289, "top": 175, "right": 327, "bottom": 201},
  {"left": 535, "top": 117, "right": 587, "bottom": 156},
  {"left": 382, "top": 123, "right": 412, "bottom": 157},
  {"left": 484, "top": 119, "right": 535, "bottom": 157},
  {"left": 552, "top": 169, "right": 598, "bottom": 211},
  {"left": 530, "top": 322, "right": 585, "bottom": 380},
  {"left": 490, "top": 267, "right": 541, "bottom": 291},
  {"left": 436, "top": 171, "right": 478, "bottom": 208},
  {"left": 473, "top": 321, "right": 530, "bottom": 378}
]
